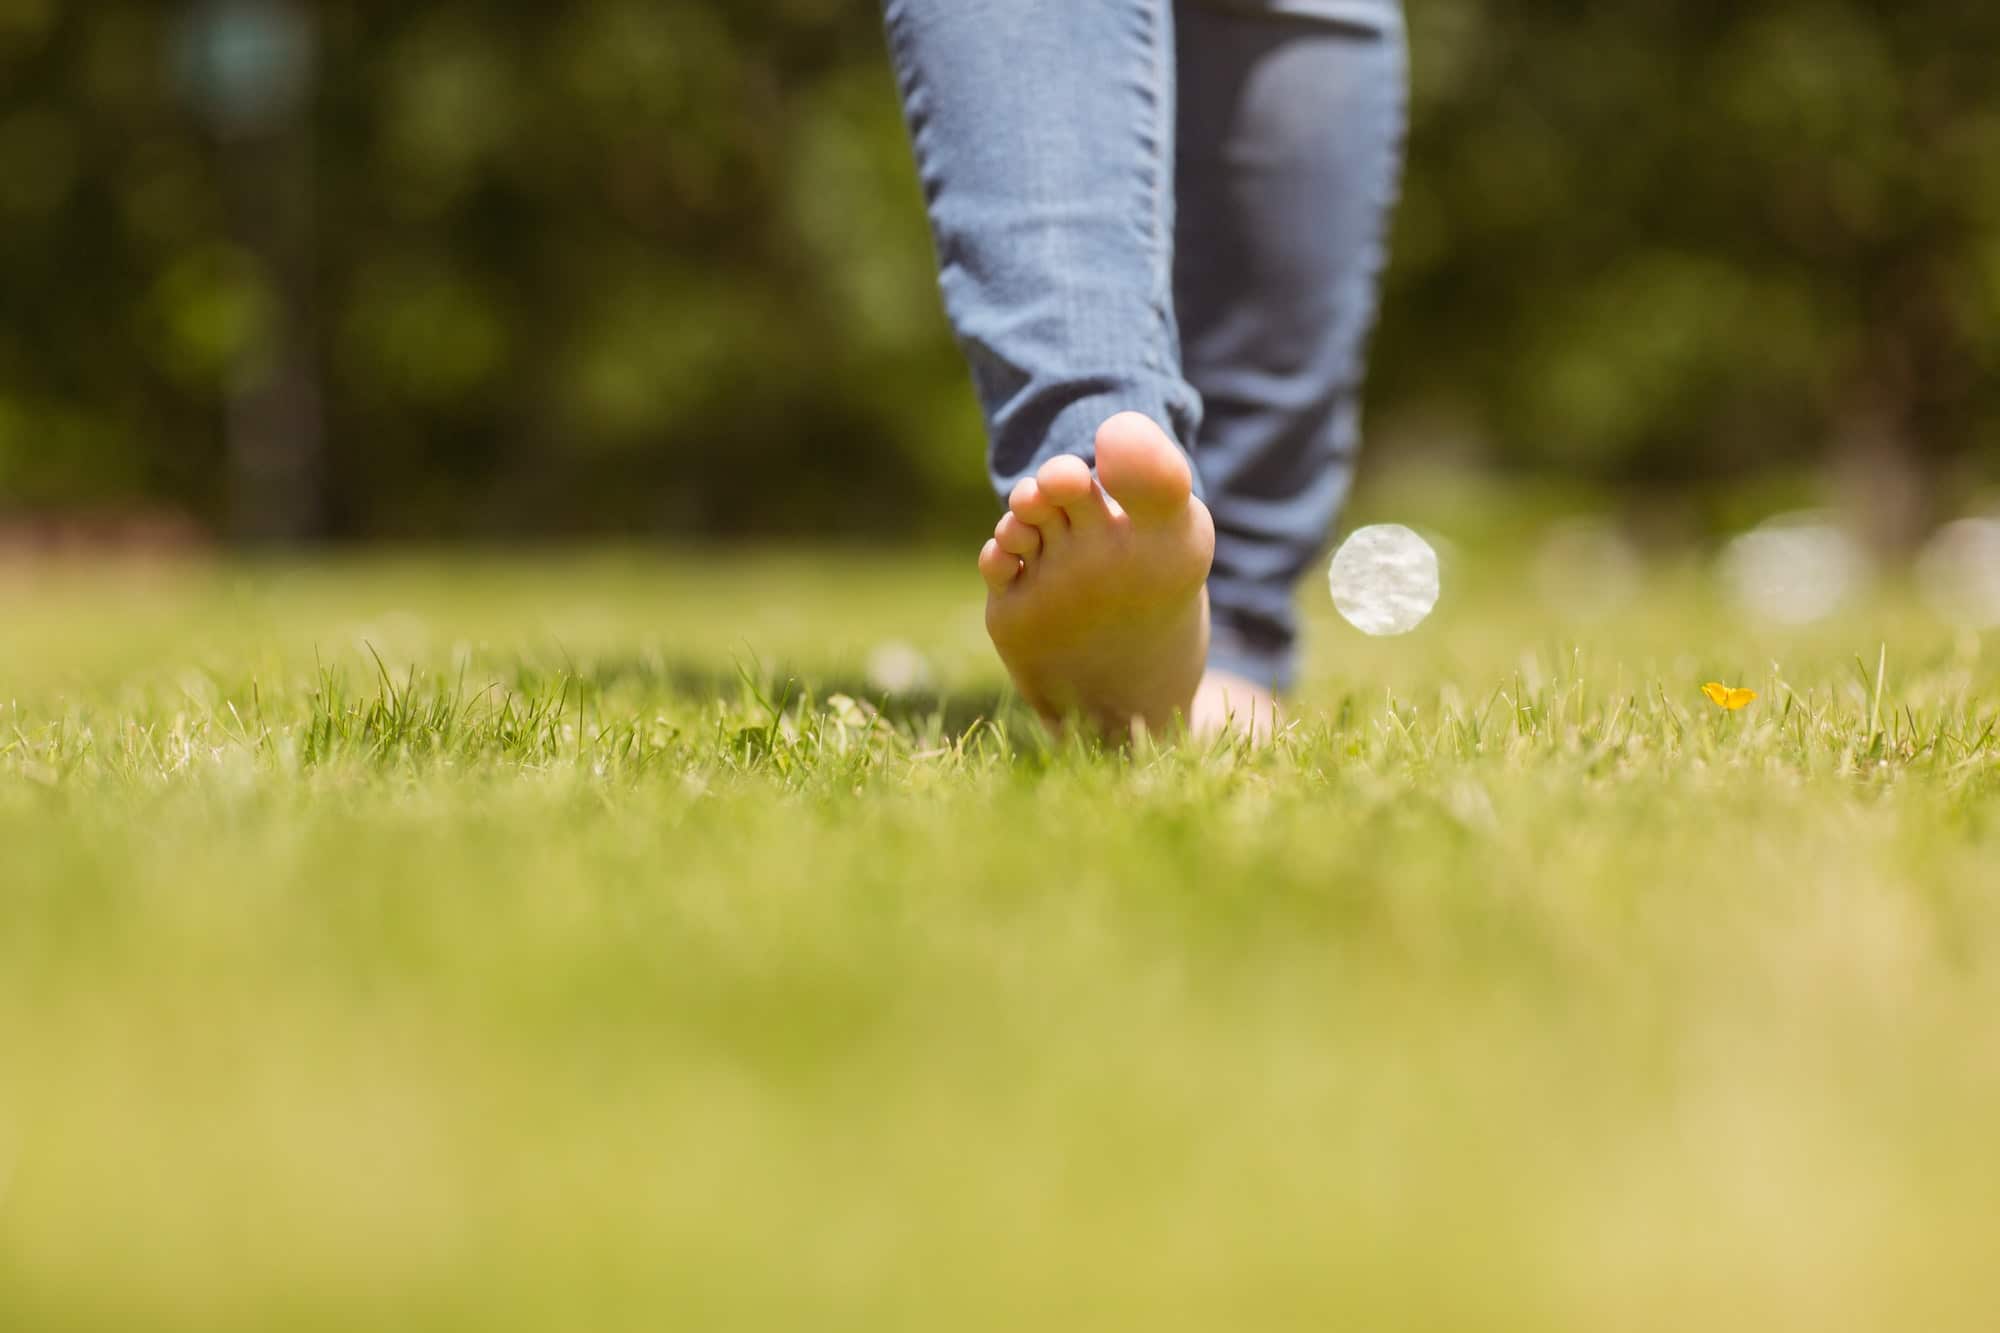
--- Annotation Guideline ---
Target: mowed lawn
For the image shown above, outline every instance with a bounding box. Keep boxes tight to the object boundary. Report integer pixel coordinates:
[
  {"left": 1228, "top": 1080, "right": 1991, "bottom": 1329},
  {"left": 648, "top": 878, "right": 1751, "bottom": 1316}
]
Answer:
[{"left": 3, "top": 545, "right": 1998, "bottom": 1331}]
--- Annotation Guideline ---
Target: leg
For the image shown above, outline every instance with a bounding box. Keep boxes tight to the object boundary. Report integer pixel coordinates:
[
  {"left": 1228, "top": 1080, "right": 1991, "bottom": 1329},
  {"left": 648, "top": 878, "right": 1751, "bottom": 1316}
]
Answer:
[
  {"left": 881, "top": 0, "right": 1199, "bottom": 488},
  {"left": 883, "top": 0, "right": 1217, "bottom": 735},
  {"left": 1176, "top": 0, "right": 1408, "bottom": 693}
]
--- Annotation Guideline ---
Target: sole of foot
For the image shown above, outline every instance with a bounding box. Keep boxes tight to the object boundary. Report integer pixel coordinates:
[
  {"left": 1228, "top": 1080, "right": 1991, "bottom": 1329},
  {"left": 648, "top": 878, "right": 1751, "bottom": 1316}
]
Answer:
[{"left": 979, "top": 412, "right": 1214, "bottom": 738}]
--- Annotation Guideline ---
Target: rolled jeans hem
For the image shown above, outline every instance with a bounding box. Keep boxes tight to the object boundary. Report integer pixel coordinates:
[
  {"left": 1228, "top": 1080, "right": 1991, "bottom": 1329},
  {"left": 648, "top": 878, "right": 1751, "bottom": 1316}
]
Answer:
[
  {"left": 1206, "top": 613, "right": 1296, "bottom": 693},
  {"left": 986, "top": 381, "right": 1196, "bottom": 497}
]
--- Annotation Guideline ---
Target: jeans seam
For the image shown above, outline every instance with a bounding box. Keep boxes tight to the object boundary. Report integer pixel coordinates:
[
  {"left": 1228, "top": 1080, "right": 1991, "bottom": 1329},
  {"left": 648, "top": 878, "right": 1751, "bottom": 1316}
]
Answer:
[
  {"left": 1145, "top": 0, "right": 1176, "bottom": 379},
  {"left": 880, "top": 4, "right": 937, "bottom": 211}
]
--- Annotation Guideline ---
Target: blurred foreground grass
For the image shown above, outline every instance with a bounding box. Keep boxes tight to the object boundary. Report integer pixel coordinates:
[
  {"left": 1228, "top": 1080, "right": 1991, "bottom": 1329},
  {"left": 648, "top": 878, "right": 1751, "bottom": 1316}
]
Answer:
[{"left": 3, "top": 547, "right": 1998, "bottom": 1331}]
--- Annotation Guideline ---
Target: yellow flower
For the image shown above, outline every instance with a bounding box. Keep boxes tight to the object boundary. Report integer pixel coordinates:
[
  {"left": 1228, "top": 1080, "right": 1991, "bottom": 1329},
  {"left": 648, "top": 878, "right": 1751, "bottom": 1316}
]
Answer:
[{"left": 1701, "top": 682, "right": 1757, "bottom": 711}]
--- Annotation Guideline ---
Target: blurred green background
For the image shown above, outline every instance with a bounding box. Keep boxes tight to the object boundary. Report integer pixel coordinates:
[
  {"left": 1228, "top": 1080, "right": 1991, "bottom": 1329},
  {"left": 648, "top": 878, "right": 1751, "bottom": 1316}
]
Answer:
[{"left": 1, "top": 0, "right": 1997, "bottom": 546}]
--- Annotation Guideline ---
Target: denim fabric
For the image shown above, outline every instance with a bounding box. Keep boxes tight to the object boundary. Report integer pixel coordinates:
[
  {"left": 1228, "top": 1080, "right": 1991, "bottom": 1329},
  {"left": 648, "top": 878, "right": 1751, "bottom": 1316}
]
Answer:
[{"left": 883, "top": 0, "right": 1405, "bottom": 689}]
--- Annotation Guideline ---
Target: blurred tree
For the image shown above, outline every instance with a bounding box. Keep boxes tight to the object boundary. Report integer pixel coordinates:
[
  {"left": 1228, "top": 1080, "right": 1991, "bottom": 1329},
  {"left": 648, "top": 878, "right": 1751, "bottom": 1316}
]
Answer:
[
  {"left": 0, "top": 0, "right": 1992, "bottom": 543},
  {"left": 1378, "top": 0, "right": 2000, "bottom": 544},
  {"left": 180, "top": 0, "right": 323, "bottom": 542}
]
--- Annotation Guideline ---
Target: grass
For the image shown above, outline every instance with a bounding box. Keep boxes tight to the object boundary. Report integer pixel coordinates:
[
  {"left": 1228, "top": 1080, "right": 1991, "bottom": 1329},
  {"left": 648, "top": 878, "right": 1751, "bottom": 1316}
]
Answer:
[{"left": 3, "top": 544, "right": 1998, "bottom": 1331}]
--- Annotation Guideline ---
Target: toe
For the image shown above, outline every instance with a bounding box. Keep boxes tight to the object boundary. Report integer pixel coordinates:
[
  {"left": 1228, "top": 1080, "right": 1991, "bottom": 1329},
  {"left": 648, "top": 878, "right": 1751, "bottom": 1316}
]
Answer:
[
  {"left": 1094, "top": 412, "right": 1192, "bottom": 523},
  {"left": 978, "top": 538, "right": 1020, "bottom": 592},
  {"left": 1036, "top": 454, "right": 1111, "bottom": 529},
  {"left": 995, "top": 513, "right": 1041, "bottom": 561},
  {"left": 1008, "top": 477, "right": 1065, "bottom": 533}
]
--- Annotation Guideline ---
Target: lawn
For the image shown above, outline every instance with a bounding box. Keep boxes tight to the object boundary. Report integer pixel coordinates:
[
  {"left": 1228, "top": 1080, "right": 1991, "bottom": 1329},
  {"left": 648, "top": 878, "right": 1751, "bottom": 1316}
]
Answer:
[{"left": 3, "top": 543, "right": 1997, "bottom": 1331}]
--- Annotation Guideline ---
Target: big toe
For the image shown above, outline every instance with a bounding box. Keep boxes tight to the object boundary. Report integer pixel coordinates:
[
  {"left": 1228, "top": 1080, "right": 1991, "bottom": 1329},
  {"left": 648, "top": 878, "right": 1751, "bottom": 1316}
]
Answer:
[{"left": 1094, "top": 412, "right": 1192, "bottom": 522}]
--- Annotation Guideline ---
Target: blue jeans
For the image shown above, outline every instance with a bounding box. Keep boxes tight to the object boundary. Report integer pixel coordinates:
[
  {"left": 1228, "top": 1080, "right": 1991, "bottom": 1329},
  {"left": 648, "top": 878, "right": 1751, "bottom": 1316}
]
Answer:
[{"left": 883, "top": 0, "right": 1406, "bottom": 689}]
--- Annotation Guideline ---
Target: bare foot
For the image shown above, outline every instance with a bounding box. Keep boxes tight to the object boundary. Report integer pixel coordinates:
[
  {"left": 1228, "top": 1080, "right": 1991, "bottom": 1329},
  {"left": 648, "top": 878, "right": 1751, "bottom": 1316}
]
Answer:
[
  {"left": 1189, "top": 669, "right": 1281, "bottom": 743},
  {"left": 979, "top": 412, "right": 1214, "bottom": 736}
]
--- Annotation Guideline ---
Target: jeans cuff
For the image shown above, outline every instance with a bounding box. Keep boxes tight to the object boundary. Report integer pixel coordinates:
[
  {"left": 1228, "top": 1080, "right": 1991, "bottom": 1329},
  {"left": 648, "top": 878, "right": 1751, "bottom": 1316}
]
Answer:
[
  {"left": 1206, "top": 610, "right": 1297, "bottom": 693},
  {"left": 988, "top": 382, "right": 1201, "bottom": 500}
]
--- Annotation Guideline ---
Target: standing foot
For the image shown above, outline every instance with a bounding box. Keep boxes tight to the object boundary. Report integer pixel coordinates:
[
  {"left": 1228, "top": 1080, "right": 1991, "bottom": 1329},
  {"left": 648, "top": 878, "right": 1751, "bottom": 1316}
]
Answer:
[{"left": 979, "top": 413, "right": 1215, "bottom": 736}]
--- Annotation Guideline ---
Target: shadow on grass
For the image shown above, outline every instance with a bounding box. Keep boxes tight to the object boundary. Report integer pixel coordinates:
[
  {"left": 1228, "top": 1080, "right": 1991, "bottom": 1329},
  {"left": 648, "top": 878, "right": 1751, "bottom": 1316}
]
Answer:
[{"left": 542, "top": 656, "right": 1020, "bottom": 738}]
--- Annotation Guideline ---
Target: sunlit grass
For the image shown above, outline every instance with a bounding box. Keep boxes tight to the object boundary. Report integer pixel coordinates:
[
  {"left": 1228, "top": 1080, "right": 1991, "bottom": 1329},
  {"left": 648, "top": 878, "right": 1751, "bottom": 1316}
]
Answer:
[{"left": 2, "top": 549, "right": 1997, "bottom": 1331}]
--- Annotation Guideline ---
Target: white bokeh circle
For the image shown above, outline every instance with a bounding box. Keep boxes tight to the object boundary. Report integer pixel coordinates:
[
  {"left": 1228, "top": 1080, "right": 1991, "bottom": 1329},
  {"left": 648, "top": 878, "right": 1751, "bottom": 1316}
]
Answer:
[
  {"left": 1719, "top": 516, "right": 1865, "bottom": 626},
  {"left": 1328, "top": 524, "right": 1441, "bottom": 636}
]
